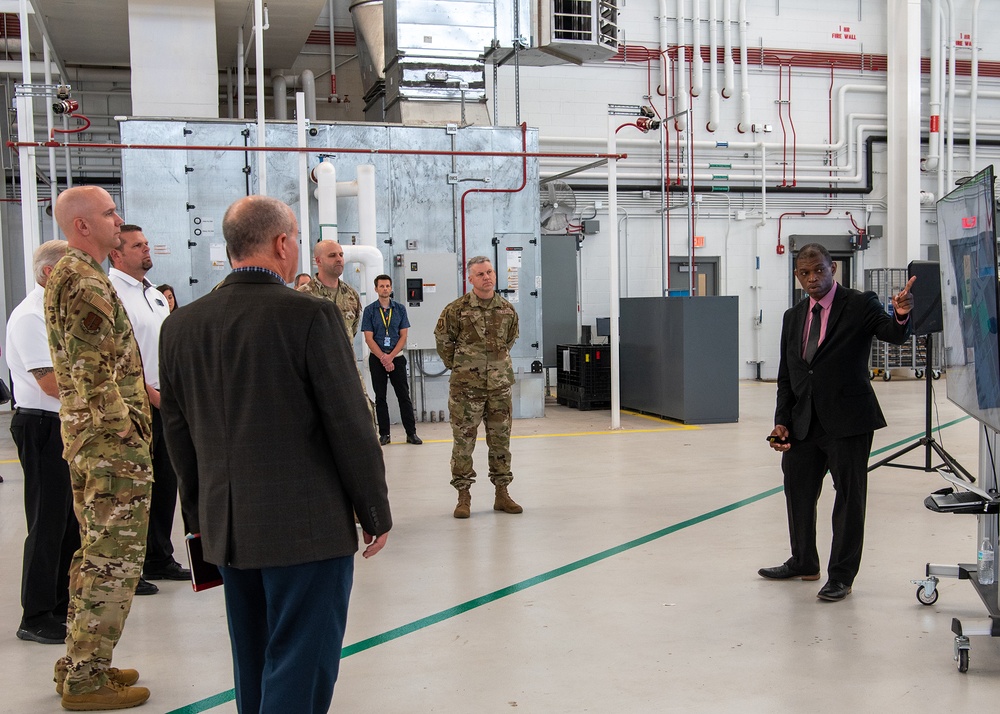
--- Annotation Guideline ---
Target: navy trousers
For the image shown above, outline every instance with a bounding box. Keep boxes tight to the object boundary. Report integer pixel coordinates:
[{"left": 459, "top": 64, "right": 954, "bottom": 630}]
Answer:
[
  {"left": 220, "top": 555, "right": 355, "bottom": 714},
  {"left": 10, "top": 411, "right": 78, "bottom": 626}
]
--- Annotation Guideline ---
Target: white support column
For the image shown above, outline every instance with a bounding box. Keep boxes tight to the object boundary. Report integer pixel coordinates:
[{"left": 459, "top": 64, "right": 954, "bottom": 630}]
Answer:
[
  {"left": 254, "top": 0, "right": 267, "bottom": 195},
  {"left": 43, "top": 37, "right": 58, "bottom": 243},
  {"left": 886, "top": 0, "right": 921, "bottom": 266},
  {"left": 607, "top": 115, "right": 621, "bottom": 430},
  {"left": 17, "top": 0, "right": 39, "bottom": 292},
  {"left": 296, "top": 92, "right": 311, "bottom": 275}
]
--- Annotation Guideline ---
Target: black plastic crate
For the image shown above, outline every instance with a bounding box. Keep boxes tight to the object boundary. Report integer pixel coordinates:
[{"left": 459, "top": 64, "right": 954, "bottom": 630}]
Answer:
[
  {"left": 556, "top": 344, "right": 611, "bottom": 390},
  {"left": 556, "top": 385, "right": 610, "bottom": 411},
  {"left": 556, "top": 345, "right": 611, "bottom": 410}
]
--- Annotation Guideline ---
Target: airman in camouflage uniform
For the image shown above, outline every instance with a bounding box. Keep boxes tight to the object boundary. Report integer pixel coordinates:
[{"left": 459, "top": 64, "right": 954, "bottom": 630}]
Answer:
[
  {"left": 44, "top": 186, "right": 152, "bottom": 710},
  {"left": 297, "top": 239, "right": 362, "bottom": 339},
  {"left": 298, "top": 239, "right": 375, "bottom": 431},
  {"left": 435, "top": 256, "right": 522, "bottom": 518}
]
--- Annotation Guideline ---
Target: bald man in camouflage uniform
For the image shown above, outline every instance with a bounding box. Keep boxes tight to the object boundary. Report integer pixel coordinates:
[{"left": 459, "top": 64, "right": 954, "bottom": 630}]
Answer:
[
  {"left": 298, "top": 239, "right": 362, "bottom": 340},
  {"left": 435, "top": 256, "right": 522, "bottom": 518},
  {"left": 299, "top": 238, "right": 377, "bottom": 434},
  {"left": 45, "top": 186, "right": 152, "bottom": 710}
]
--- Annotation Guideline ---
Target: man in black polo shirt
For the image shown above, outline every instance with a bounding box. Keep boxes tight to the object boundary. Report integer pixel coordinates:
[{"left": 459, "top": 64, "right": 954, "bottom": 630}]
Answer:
[{"left": 361, "top": 274, "right": 422, "bottom": 446}]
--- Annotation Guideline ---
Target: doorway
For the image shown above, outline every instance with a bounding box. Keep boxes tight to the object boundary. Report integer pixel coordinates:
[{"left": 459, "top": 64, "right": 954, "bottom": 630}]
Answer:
[{"left": 668, "top": 257, "right": 720, "bottom": 296}]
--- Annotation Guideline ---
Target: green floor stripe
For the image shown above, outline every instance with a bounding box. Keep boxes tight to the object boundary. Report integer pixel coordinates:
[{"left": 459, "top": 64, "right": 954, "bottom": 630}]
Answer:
[
  {"left": 341, "top": 484, "right": 784, "bottom": 658},
  {"left": 168, "top": 415, "right": 974, "bottom": 713},
  {"left": 869, "top": 415, "right": 972, "bottom": 457},
  {"left": 168, "top": 690, "right": 234, "bottom": 714}
]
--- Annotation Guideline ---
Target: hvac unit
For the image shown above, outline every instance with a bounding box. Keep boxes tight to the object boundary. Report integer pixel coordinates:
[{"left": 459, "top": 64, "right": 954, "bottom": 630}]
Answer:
[{"left": 536, "top": 0, "right": 619, "bottom": 64}]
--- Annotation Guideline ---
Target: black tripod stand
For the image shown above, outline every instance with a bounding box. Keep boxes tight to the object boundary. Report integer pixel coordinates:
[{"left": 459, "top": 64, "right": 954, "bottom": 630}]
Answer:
[{"left": 867, "top": 332, "right": 975, "bottom": 481}]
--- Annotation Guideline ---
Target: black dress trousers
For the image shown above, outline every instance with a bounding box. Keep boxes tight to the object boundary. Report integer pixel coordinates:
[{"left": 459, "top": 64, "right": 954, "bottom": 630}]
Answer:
[{"left": 10, "top": 411, "right": 79, "bottom": 625}]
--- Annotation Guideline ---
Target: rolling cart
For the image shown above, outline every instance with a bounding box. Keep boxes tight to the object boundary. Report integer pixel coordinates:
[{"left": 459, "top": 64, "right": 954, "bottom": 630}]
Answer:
[{"left": 912, "top": 469, "right": 1000, "bottom": 672}]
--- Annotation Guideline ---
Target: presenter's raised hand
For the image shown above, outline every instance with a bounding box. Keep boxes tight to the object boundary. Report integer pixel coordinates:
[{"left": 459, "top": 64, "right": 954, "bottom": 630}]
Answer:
[{"left": 891, "top": 275, "right": 917, "bottom": 316}]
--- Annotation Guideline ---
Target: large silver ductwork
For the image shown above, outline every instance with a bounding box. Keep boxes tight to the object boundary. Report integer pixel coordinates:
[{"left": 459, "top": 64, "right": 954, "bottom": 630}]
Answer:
[
  {"left": 350, "top": 0, "right": 491, "bottom": 125},
  {"left": 349, "top": 0, "right": 620, "bottom": 125},
  {"left": 349, "top": 0, "right": 386, "bottom": 106}
]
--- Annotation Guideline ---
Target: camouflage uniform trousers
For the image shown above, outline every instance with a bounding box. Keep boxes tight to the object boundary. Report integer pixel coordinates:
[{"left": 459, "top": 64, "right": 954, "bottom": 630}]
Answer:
[
  {"left": 58, "top": 434, "right": 152, "bottom": 696},
  {"left": 448, "top": 384, "right": 513, "bottom": 490}
]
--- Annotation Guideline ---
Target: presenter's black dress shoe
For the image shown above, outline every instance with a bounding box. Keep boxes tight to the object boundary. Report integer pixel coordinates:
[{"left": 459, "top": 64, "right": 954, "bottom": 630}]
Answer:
[
  {"left": 135, "top": 578, "right": 159, "bottom": 596},
  {"left": 406, "top": 434, "right": 423, "bottom": 445},
  {"left": 817, "top": 580, "right": 852, "bottom": 601},
  {"left": 758, "top": 564, "right": 821, "bottom": 581},
  {"left": 379, "top": 435, "right": 391, "bottom": 445},
  {"left": 143, "top": 561, "right": 191, "bottom": 581}
]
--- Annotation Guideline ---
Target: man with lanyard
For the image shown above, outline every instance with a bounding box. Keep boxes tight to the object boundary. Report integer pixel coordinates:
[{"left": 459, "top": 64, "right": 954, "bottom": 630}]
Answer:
[{"left": 361, "top": 274, "right": 422, "bottom": 446}]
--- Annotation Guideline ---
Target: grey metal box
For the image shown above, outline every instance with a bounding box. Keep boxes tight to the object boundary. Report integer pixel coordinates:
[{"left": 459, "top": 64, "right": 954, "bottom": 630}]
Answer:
[{"left": 620, "top": 297, "right": 739, "bottom": 424}]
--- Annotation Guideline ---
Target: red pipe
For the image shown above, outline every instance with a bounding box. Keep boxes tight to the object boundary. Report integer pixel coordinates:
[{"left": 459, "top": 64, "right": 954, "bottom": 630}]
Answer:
[
  {"left": 619, "top": 43, "right": 1000, "bottom": 79},
  {"left": 7, "top": 139, "right": 625, "bottom": 162},
  {"left": 828, "top": 66, "right": 835, "bottom": 187},
  {"left": 777, "top": 63, "right": 787, "bottom": 187},
  {"left": 787, "top": 66, "right": 798, "bottom": 187},
  {"left": 52, "top": 113, "right": 91, "bottom": 137},
  {"left": 459, "top": 122, "right": 528, "bottom": 292},
  {"left": 776, "top": 209, "right": 832, "bottom": 255}
]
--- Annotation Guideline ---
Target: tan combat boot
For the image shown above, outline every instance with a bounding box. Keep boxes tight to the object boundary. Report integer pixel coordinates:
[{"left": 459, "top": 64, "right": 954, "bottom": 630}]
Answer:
[
  {"left": 453, "top": 489, "right": 472, "bottom": 519},
  {"left": 494, "top": 485, "right": 523, "bottom": 514},
  {"left": 55, "top": 656, "right": 140, "bottom": 695},
  {"left": 61, "top": 680, "right": 150, "bottom": 710}
]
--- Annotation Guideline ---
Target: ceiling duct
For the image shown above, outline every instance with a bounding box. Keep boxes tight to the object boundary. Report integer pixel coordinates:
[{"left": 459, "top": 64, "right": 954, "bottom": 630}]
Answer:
[
  {"left": 484, "top": 0, "right": 620, "bottom": 68},
  {"left": 349, "top": 0, "right": 386, "bottom": 110},
  {"left": 353, "top": 0, "right": 490, "bottom": 125},
  {"left": 536, "top": 0, "right": 619, "bottom": 64}
]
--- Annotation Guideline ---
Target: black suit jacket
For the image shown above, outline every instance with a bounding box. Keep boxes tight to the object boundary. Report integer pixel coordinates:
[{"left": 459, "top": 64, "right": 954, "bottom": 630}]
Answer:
[
  {"left": 775, "top": 285, "right": 911, "bottom": 441},
  {"left": 159, "top": 271, "right": 391, "bottom": 570}
]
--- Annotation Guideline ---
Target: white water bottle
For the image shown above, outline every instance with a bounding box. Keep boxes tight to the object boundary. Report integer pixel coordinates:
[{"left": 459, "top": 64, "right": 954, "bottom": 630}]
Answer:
[{"left": 978, "top": 538, "right": 995, "bottom": 586}]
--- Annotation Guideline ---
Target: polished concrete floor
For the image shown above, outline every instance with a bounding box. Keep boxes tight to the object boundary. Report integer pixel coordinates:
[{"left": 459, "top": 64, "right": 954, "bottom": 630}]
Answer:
[{"left": 1, "top": 377, "right": 998, "bottom": 713}]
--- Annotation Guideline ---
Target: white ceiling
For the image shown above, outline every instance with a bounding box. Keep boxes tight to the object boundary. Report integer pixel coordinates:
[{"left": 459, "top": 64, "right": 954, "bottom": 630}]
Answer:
[{"left": 26, "top": 0, "right": 330, "bottom": 69}]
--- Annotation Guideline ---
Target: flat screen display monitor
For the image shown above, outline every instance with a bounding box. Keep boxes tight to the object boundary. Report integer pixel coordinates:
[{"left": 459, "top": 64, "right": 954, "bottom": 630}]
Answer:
[{"left": 936, "top": 165, "right": 1000, "bottom": 429}]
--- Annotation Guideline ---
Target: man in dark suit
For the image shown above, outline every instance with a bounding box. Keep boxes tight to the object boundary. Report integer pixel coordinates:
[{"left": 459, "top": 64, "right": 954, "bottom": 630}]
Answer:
[
  {"left": 760, "top": 243, "right": 914, "bottom": 602},
  {"left": 159, "top": 195, "right": 391, "bottom": 712}
]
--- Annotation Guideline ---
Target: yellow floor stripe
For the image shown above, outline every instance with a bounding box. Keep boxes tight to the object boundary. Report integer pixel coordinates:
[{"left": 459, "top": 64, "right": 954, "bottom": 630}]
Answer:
[
  {"left": 621, "top": 408, "right": 689, "bottom": 425},
  {"left": 389, "top": 424, "right": 700, "bottom": 444}
]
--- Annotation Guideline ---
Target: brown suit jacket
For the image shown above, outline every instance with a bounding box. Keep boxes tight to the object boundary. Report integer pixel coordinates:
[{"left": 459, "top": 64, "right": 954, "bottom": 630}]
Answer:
[{"left": 159, "top": 270, "right": 390, "bottom": 569}]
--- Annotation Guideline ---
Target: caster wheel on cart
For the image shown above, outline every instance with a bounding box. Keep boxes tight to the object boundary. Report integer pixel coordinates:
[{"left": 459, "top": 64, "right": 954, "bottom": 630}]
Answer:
[
  {"left": 932, "top": 370, "right": 941, "bottom": 380},
  {"left": 915, "top": 369, "right": 924, "bottom": 379},
  {"left": 958, "top": 649, "right": 969, "bottom": 673},
  {"left": 882, "top": 371, "right": 892, "bottom": 381},
  {"left": 916, "top": 585, "right": 938, "bottom": 605},
  {"left": 869, "top": 370, "right": 875, "bottom": 381}
]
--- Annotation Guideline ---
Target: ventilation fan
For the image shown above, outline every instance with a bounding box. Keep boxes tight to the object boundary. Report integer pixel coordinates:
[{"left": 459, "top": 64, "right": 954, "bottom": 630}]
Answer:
[{"left": 540, "top": 180, "right": 577, "bottom": 233}]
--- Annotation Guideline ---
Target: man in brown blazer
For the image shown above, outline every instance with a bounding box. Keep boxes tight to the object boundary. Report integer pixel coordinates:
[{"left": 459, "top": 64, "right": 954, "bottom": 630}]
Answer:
[{"left": 159, "top": 195, "right": 391, "bottom": 713}]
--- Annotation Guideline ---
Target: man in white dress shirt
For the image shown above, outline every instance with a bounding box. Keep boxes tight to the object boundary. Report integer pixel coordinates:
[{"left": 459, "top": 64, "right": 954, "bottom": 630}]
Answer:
[
  {"left": 108, "top": 224, "right": 190, "bottom": 589},
  {"left": 6, "top": 240, "right": 80, "bottom": 645}
]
